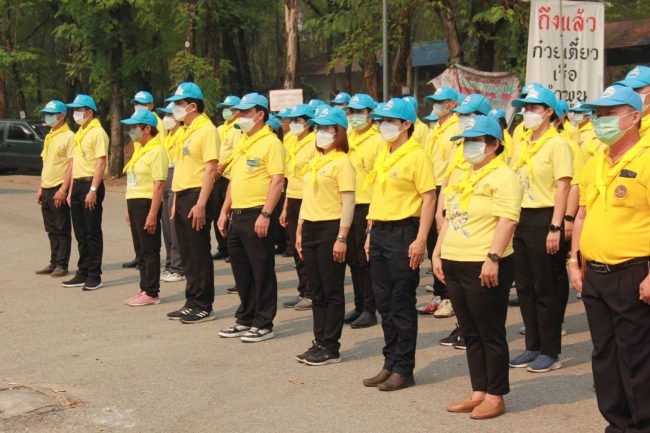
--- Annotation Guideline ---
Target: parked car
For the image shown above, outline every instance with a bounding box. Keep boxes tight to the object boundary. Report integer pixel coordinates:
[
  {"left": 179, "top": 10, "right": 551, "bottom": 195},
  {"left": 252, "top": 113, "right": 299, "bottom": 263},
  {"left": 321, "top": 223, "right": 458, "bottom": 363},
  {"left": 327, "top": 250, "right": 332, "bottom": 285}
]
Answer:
[{"left": 0, "top": 119, "right": 50, "bottom": 172}]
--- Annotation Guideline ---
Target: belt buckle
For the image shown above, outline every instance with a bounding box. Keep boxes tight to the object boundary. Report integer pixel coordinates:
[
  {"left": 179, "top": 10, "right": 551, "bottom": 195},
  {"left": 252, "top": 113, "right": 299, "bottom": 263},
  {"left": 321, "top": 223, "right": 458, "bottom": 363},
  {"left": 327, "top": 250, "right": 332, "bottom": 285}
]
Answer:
[
  {"left": 591, "top": 262, "right": 610, "bottom": 274},
  {"left": 232, "top": 209, "right": 242, "bottom": 215}
]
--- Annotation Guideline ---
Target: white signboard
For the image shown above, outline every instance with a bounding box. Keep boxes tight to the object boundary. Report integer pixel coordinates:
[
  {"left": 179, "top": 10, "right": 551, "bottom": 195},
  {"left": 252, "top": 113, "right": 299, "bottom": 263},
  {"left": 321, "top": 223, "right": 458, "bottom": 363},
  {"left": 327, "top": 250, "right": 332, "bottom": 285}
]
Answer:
[
  {"left": 526, "top": 0, "right": 604, "bottom": 106},
  {"left": 269, "top": 88, "right": 303, "bottom": 112}
]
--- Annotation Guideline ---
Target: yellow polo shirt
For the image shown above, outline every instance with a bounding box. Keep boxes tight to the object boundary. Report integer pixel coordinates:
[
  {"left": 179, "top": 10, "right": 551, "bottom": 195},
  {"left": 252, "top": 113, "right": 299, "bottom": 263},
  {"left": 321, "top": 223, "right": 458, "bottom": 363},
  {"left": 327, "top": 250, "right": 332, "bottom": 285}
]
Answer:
[
  {"left": 164, "top": 126, "right": 185, "bottom": 166},
  {"left": 579, "top": 136, "right": 650, "bottom": 264},
  {"left": 171, "top": 114, "right": 220, "bottom": 192},
  {"left": 367, "top": 138, "right": 437, "bottom": 221},
  {"left": 125, "top": 137, "right": 168, "bottom": 200},
  {"left": 41, "top": 124, "right": 74, "bottom": 188},
  {"left": 229, "top": 127, "right": 285, "bottom": 209},
  {"left": 445, "top": 142, "right": 471, "bottom": 187},
  {"left": 579, "top": 122, "right": 606, "bottom": 162},
  {"left": 640, "top": 113, "right": 650, "bottom": 139},
  {"left": 563, "top": 120, "right": 581, "bottom": 146},
  {"left": 300, "top": 153, "right": 355, "bottom": 221},
  {"left": 217, "top": 119, "right": 241, "bottom": 163},
  {"left": 513, "top": 128, "right": 573, "bottom": 208},
  {"left": 348, "top": 127, "right": 383, "bottom": 204},
  {"left": 510, "top": 121, "right": 527, "bottom": 166},
  {"left": 154, "top": 112, "right": 167, "bottom": 144},
  {"left": 413, "top": 119, "right": 429, "bottom": 147},
  {"left": 285, "top": 132, "right": 316, "bottom": 199},
  {"left": 71, "top": 119, "right": 109, "bottom": 179},
  {"left": 283, "top": 132, "right": 298, "bottom": 154},
  {"left": 560, "top": 129, "right": 585, "bottom": 186},
  {"left": 503, "top": 130, "right": 514, "bottom": 163},
  {"left": 427, "top": 116, "right": 461, "bottom": 186},
  {"left": 442, "top": 164, "right": 523, "bottom": 262}
]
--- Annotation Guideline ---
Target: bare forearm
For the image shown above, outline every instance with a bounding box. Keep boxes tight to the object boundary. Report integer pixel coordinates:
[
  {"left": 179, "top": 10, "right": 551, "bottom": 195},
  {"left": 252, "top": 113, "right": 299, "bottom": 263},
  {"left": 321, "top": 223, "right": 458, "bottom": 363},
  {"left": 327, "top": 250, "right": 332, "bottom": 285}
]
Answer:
[
  {"left": 61, "top": 160, "right": 73, "bottom": 193},
  {"left": 552, "top": 179, "right": 570, "bottom": 225},
  {"left": 417, "top": 190, "right": 436, "bottom": 241},
  {"left": 221, "top": 183, "right": 232, "bottom": 215},
  {"left": 566, "top": 184, "right": 579, "bottom": 218},
  {"left": 92, "top": 157, "right": 106, "bottom": 187},
  {"left": 433, "top": 219, "right": 449, "bottom": 257},
  {"left": 570, "top": 207, "right": 586, "bottom": 258},
  {"left": 263, "top": 175, "right": 284, "bottom": 214},
  {"left": 197, "top": 160, "right": 218, "bottom": 207},
  {"left": 490, "top": 218, "right": 518, "bottom": 256},
  {"left": 149, "top": 181, "right": 165, "bottom": 215}
]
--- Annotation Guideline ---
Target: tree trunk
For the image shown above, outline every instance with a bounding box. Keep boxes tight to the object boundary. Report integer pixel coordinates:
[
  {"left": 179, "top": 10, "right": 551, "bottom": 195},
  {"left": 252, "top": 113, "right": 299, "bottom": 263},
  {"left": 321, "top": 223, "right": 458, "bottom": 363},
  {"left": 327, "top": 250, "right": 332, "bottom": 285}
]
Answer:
[
  {"left": 237, "top": 28, "right": 253, "bottom": 90},
  {"left": 343, "top": 62, "right": 352, "bottom": 93},
  {"left": 184, "top": 0, "right": 198, "bottom": 56},
  {"left": 109, "top": 38, "right": 124, "bottom": 177},
  {"left": 389, "top": 4, "right": 412, "bottom": 96},
  {"left": 283, "top": 0, "right": 299, "bottom": 88},
  {"left": 433, "top": 0, "right": 463, "bottom": 65},
  {"left": 360, "top": 50, "right": 378, "bottom": 99},
  {"left": 205, "top": 4, "right": 220, "bottom": 78},
  {"left": 0, "top": 71, "right": 6, "bottom": 118}
]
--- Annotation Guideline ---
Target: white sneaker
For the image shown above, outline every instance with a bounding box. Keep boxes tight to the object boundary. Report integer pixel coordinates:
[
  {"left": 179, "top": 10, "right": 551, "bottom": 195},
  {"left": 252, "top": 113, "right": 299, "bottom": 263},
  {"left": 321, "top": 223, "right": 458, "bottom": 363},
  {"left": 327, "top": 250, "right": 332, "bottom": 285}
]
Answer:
[
  {"left": 425, "top": 285, "right": 434, "bottom": 293},
  {"left": 162, "top": 272, "right": 185, "bottom": 283},
  {"left": 240, "top": 327, "right": 275, "bottom": 343},
  {"left": 433, "top": 299, "right": 455, "bottom": 318},
  {"left": 160, "top": 270, "right": 171, "bottom": 279}
]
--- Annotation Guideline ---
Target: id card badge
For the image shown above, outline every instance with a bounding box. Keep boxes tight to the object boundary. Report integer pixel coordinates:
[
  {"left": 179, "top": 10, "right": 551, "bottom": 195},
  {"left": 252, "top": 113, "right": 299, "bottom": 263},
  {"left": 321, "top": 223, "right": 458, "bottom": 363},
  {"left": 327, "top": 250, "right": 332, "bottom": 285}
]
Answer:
[
  {"left": 246, "top": 157, "right": 260, "bottom": 167},
  {"left": 127, "top": 171, "right": 137, "bottom": 186},
  {"left": 182, "top": 145, "right": 190, "bottom": 156}
]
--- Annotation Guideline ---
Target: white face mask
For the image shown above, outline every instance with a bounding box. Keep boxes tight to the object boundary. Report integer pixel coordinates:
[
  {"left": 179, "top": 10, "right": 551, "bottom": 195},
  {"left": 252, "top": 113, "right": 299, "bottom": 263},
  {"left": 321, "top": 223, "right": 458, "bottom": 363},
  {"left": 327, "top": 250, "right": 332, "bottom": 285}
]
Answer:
[
  {"left": 44, "top": 114, "right": 59, "bottom": 127},
  {"left": 129, "top": 127, "right": 143, "bottom": 142},
  {"left": 523, "top": 111, "right": 545, "bottom": 130},
  {"left": 237, "top": 116, "right": 256, "bottom": 133},
  {"left": 315, "top": 130, "right": 335, "bottom": 149},
  {"left": 457, "top": 115, "right": 473, "bottom": 132},
  {"left": 133, "top": 104, "right": 148, "bottom": 113},
  {"left": 432, "top": 102, "right": 450, "bottom": 117},
  {"left": 73, "top": 111, "right": 86, "bottom": 125},
  {"left": 172, "top": 104, "right": 188, "bottom": 121},
  {"left": 572, "top": 113, "right": 585, "bottom": 124},
  {"left": 289, "top": 121, "right": 305, "bottom": 136},
  {"left": 162, "top": 115, "right": 176, "bottom": 130},
  {"left": 463, "top": 140, "right": 491, "bottom": 165},
  {"left": 379, "top": 121, "right": 402, "bottom": 142}
]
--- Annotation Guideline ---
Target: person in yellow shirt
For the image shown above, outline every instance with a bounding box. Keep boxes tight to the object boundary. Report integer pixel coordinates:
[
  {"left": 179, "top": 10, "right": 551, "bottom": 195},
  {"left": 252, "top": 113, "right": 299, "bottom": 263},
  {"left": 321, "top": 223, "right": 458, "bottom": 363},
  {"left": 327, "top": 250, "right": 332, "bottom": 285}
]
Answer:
[
  {"left": 292, "top": 106, "right": 355, "bottom": 365},
  {"left": 216, "top": 93, "right": 285, "bottom": 342},
  {"left": 510, "top": 83, "right": 544, "bottom": 165},
  {"left": 508, "top": 85, "right": 573, "bottom": 373},
  {"left": 433, "top": 115, "right": 523, "bottom": 420},
  {"left": 340, "top": 93, "right": 382, "bottom": 328},
  {"left": 614, "top": 64, "right": 650, "bottom": 139},
  {"left": 119, "top": 109, "right": 168, "bottom": 306},
  {"left": 362, "top": 98, "right": 437, "bottom": 391},
  {"left": 62, "top": 94, "right": 109, "bottom": 291},
  {"left": 278, "top": 104, "right": 316, "bottom": 311},
  {"left": 35, "top": 100, "right": 74, "bottom": 278},
  {"left": 156, "top": 103, "right": 185, "bottom": 283},
  {"left": 570, "top": 104, "right": 605, "bottom": 162},
  {"left": 163, "top": 82, "right": 220, "bottom": 324},
  {"left": 330, "top": 91, "right": 350, "bottom": 109},
  {"left": 568, "top": 85, "right": 650, "bottom": 433},
  {"left": 488, "top": 109, "right": 515, "bottom": 163},
  {"left": 403, "top": 95, "right": 429, "bottom": 147}
]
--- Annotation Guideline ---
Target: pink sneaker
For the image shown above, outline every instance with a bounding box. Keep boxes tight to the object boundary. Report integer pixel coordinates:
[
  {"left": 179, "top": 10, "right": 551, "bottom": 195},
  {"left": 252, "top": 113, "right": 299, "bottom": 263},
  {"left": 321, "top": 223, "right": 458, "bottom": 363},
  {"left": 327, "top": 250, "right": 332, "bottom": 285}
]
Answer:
[
  {"left": 127, "top": 292, "right": 161, "bottom": 307},
  {"left": 124, "top": 291, "right": 144, "bottom": 305}
]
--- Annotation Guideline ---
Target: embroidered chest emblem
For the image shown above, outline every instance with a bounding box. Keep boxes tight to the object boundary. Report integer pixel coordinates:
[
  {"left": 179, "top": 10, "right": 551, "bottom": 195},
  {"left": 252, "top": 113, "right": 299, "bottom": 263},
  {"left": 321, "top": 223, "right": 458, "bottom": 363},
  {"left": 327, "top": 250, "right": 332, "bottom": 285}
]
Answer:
[{"left": 614, "top": 185, "right": 628, "bottom": 199}]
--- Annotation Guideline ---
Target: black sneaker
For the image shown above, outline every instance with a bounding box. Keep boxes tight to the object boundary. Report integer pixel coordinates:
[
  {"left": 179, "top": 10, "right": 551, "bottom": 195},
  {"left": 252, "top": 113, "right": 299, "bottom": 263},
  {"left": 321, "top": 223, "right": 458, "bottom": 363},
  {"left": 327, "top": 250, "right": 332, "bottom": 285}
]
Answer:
[
  {"left": 62, "top": 274, "right": 86, "bottom": 288},
  {"left": 304, "top": 346, "right": 341, "bottom": 366},
  {"left": 453, "top": 335, "right": 466, "bottom": 350},
  {"left": 296, "top": 341, "right": 321, "bottom": 363},
  {"left": 82, "top": 278, "right": 103, "bottom": 291},
  {"left": 226, "top": 286, "right": 238, "bottom": 294},
  {"left": 166, "top": 306, "right": 193, "bottom": 320},
  {"left": 180, "top": 308, "right": 215, "bottom": 324},
  {"left": 343, "top": 309, "right": 362, "bottom": 324},
  {"left": 440, "top": 325, "right": 461, "bottom": 346}
]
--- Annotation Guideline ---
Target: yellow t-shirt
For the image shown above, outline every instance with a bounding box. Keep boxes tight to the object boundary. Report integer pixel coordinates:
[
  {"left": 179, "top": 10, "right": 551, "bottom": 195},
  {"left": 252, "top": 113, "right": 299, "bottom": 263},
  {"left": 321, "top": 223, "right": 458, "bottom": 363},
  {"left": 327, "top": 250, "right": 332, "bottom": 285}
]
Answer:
[
  {"left": 413, "top": 119, "right": 429, "bottom": 148},
  {"left": 445, "top": 142, "right": 471, "bottom": 187},
  {"left": 41, "top": 124, "right": 74, "bottom": 188},
  {"left": 442, "top": 164, "right": 523, "bottom": 262},
  {"left": 367, "top": 138, "right": 437, "bottom": 221},
  {"left": 579, "top": 136, "right": 650, "bottom": 264},
  {"left": 229, "top": 127, "right": 286, "bottom": 209},
  {"left": 579, "top": 122, "right": 606, "bottom": 162},
  {"left": 300, "top": 153, "right": 356, "bottom": 221},
  {"left": 560, "top": 129, "right": 585, "bottom": 186},
  {"left": 164, "top": 126, "right": 185, "bottom": 166},
  {"left": 171, "top": 114, "right": 220, "bottom": 192},
  {"left": 154, "top": 112, "right": 167, "bottom": 144},
  {"left": 563, "top": 120, "right": 581, "bottom": 146},
  {"left": 428, "top": 116, "right": 461, "bottom": 186},
  {"left": 503, "top": 130, "right": 513, "bottom": 163},
  {"left": 513, "top": 128, "right": 573, "bottom": 208},
  {"left": 125, "top": 137, "right": 169, "bottom": 200},
  {"left": 217, "top": 119, "right": 241, "bottom": 163},
  {"left": 510, "top": 121, "right": 527, "bottom": 166},
  {"left": 641, "top": 113, "right": 650, "bottom": 139},
  {"left": 348, "top": 127, "right": 383, "bottom": 204},
  {"left": 285, "top": 132, "right": 316, "bottom": 199},
  {"left": 283, "top": 132, "right": 298, "bottom": 154},
  {"left": 71, "top": 119, "right": 109, "bottom": 179}
]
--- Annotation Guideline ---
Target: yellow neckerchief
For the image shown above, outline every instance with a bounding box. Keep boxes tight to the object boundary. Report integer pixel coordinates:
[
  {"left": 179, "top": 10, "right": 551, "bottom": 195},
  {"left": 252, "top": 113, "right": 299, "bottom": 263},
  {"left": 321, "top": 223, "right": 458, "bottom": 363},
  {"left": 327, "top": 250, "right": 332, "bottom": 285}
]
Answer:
[
  {"left": 348, "top": 126, "right": 378, "bottom": 162},
  {"left": 443, "top": 140, "right": 471, "bottom": 180},
  {"left": 223, "top": 125, "right": 274, "bottom": 173},
  {"left": 299, "top": 150, "right": 347, "bottom": 185},
  {"left": 584, "top": 135, "right": 603, "bottom": 159},
  {"left": 430, "top": 115, "right": 459, "bottom": 159},
  {"left": 640, "top": 112, "right": 650, "bottom": 137},
  {"left": 123, "top": 135, "right": 163, "bottom": 174},
  {"left": 287, "top": 131, "right": 315, "bottom": 175},
  {"left": 444, "top": 154, "right": 506, "bottom": 212},
  {"left": 588, "top": 137, "right": 650, "bottom": 208},
  {"left": 73, "top": 118, "right": 101, "bottom": 155},
  {"left": 579, "top": 121, "right": 593, "bottom": 134},
  {"left": 164, "top": 126, "right": 184, "bottom": 162},
  {"left": 362, "top": 137, "right": 421, "bottom": 190},
  {"left": 42, "top": 123, "right": 71, "bottom": 160},
  {"left": 512, "top": 126, "right": 558, "bottom": 180},
  {"left": 219, "top": 118, "right": 237, "bottom": 142}
]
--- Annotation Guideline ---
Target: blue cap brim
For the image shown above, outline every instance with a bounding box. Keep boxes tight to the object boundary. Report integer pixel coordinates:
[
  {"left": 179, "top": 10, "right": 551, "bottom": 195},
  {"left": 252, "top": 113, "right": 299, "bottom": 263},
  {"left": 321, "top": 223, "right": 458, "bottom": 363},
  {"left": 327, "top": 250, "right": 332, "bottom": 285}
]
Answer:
[
  {"left": 40, "top": 108, "right": 64, "bottom": 114},
  {"left": 230, "top": 103, "right": 256, "bottom": 111},
  {"left": 156, "top": 108, "right": 172, "bottom": 114},
  {"left": 581, "top": 98, "right": 638, "bottom": 111},
  {"left": 450, "top": 131, "right": 485, "bottom": 141},
  {"left": 120, "top": 119, "right": 142, "bottom": 125},
  {"left": 165, "top": 95, "right": 188, "bottom": 102},
  {"left": 66, "top": 103, "right": 86, "bottom": 108},
  {"left": 423, "top": 114, "right": 439, "bottom": 122},
  {"left": 308, "top": 118, "right": 336, "bottom": 127},
  {"left": 345, "top": 103, "right": 373, "bottom": 110},
  {"left": 216, "top": 103, "right": 236, "bottom": 108},
  {"left": 614, "top": 77, "right": 649, "bottom": 89},
  {"left": 425, "top": 95, "right": 452, "bottom": 102},
  {"left": 511, "top": 97, "right": 549, "bottom": 108},
  {"left": 131, "top": 98, "right": 150, "bottom": 104},
  {"left": 452, "top": 105, "right": 477, "bottom": 114}
]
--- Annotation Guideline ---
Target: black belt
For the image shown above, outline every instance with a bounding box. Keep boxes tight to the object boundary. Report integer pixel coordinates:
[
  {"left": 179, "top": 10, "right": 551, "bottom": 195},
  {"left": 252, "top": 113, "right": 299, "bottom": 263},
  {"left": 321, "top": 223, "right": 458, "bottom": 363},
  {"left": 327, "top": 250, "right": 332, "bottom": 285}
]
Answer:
[
  {"left": 73, "top": 177, "right": 93, "bottom": 183},
  {"left": 231, "top": 206, "right": 263, "bottom": 215},
  {"left": 373, "top": 217, "right": 419, "bottom": 230},
  {"left": 175, "top": 187, "right": 201, "bottom": 196},
  {"left": 587, "top": 257, "right": 650, "bottom": 274}
]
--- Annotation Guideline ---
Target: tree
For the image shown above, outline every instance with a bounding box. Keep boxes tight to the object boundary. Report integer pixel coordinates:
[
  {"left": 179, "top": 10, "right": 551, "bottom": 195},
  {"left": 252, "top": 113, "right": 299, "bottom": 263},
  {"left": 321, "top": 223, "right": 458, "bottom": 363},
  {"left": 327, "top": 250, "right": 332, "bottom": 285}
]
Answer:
[{"left": 284, "top": 0, "right": 300, "bottom": 88}]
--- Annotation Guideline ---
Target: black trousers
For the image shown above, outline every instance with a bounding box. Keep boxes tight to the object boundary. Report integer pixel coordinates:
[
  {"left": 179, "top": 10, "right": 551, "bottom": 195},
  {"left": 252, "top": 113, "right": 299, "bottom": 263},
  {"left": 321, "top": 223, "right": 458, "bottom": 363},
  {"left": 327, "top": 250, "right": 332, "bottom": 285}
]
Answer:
[
  {"left": 127, "top": 198, "right": 162, "bottom": 296},
  {"left": 272, "top": 188, "right": 287, "bottom": 251},
  {"left": 40, "top": 185, "right": 71, "bottom": 268},
  {"left": 70, "top": 179, "right": 104, "bottom": 279},
  {"left": 346, "top": 203, "right": 374, "bottom": 312},
  {"left": 229, "top": 210, "right": 278, "bottom": 329},
  {"left": 212, "top": 177, "right": 230, "bottom": 256},
  {"left": 303, "top": 220, "right": 346, "bottom": 352},
  {"left": 514, "top": 207, "right": 563, "bottom": 356},
  {"left": 370, "top": 219, "right": 420, "bottom": 376},
  {"left": 558, "top": 239, "right": 571, "bottom": 322},
  {"left": 444, "top": 256, "right": 514, "bottom": 396},
  {"left": 426, "top": 185, "right": 448, "bottom": 299},
  {"left": 286, "top": 198, "right": 310, "bottom": 298},
  {"left": 583, "top": 263, "right": 650, "bottom": 433},
  {"left": 174, "top": 188, "right": 215, "bottom": 311}
]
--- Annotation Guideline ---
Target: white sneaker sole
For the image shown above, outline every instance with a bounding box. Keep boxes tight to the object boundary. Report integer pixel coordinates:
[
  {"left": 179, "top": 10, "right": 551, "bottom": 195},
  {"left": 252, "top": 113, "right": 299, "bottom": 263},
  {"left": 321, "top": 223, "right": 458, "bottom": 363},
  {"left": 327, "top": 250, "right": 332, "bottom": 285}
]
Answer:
[
  {"left": 305, "top": 357, "right": 341, "bottom": 366},
  {"left": 241, "top": 332, "right": 275, "bottom": 343},
  {"left": 509, "top": 362, "right": 531, "bottom": 368},
  {"left": 527, "top": 362, "right": 562, "bottom": 373},
  {"left": 62, "top": 282, "right": 85, "bottom": 288},
  {"left": 434, "top": 312, "right": 455, "bottom": 318},
  {"left": 218, "top": 329, "right": 250, "bottom": 338},
  {"left": 82, "top": 283, "right": 103, "bottom": 291},
  {"left": 127, "top": 300, "right": 161, "bottom": 307},
  {"left": 180, "top": 313, "right": 216, "bottom": 324}
]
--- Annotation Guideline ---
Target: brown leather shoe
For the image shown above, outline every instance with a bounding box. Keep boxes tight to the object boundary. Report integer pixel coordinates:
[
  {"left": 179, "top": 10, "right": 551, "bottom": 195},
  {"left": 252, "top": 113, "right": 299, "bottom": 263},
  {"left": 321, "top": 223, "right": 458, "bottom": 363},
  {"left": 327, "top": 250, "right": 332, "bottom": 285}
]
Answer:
[
  {"left": 470, "top": 399, "right": 506, "bottom": 420},
  {"left": 35, "top": 265, "right": 54, "bottom": 275},
  {"left": 446, "top": 398, "right": 484, "bottom": 413},
  {"left": 362, "top": 369, "right": 392, "bottom": 387},
  {"left": 376, "top": 372, "right": 415, "bottom": 391},
  {"left": 50, "top": 266, "right": 69, "bottom": 278}
]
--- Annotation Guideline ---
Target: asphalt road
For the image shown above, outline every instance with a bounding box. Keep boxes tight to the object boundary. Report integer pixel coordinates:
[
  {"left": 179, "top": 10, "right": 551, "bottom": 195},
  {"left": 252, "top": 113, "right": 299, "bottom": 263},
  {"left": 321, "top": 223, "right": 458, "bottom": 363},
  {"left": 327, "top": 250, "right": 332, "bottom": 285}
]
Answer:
[{"left": 0, "top": 174, "right": 605, "bottom": 433}]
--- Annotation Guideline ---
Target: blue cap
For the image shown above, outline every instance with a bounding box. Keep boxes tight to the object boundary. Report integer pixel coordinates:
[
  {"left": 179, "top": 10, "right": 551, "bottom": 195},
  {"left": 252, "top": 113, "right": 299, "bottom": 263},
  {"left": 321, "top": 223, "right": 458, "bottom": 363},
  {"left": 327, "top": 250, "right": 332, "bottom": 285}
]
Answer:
[
  {"left": 520, "top": 82, "right": 543, "bottom": 97},
  {"left": 120, "top": 109, "right": 158, "bottom": 127},
  {"left": 555, "top": 100, "right": 570, "bottom": 117},
  {"left": 217, "top": 95, "right": 241, "bottom": 108},
  {"left": 308, "top": 98, "right": 324, "bottom": 108},
  {"left": 455, "top": 92, "right": 466, "bottom": 104},
  {"left": 425, "top": 87, "right": 459, "bottom": 103},
  {"left": 284, "top": 103, "right": 315, "bottom": 119},
  {"left": 568, "top": 102, "right": 593, "bottom": 115},
  {"left": 165, "top": 82, "right": 204, "bottom": 102},
  {"left": 156, "top": 102, "right": 174, "bottom": 115},
  {"left": 614, "top": 65, "right": 650, "bottom": 89},
  {"left": 511, "top": 85, "right": 556, "bottom": 111},
  {"left": 370, "top": 103, "right": 385, "bottom": 120},
  {"left": 40, "top": 100, "right": 67, "bottom": 114},
  {"left": 331, "top": 92, "right": 351, "bottom": 105},
  {"left": 423, "top": 112, "right": 439, "bottom": 122},
  {"left": 488, "top": 108, "right": 506, "bottom": 120},
  {"left": 373, "top": 98, "right": 417, "bottom": 123},
  {"left": 67, "top": 94, "right": 97, "bottom": 111},
  {"left": 582, "top": 85, "right": 643, "bottom": 113},
  {"left": 276, "top": 107, "right": 294, "bottom": 118},
  {"left": 453, "top": 94, "right": 492, "bottom": 115},
  {"left": 308, "top": 106, "right": 348, "bottom": 129},
  {"left": 131, "top": 90, "right": 154, "bottom": 104},
  {"left": 345, "top": 93, "right": 377, "bottom": 110},
  {"left": 266, "top": 114, "right": 282, "bottom": 132},
  {"left": 402, "top": 96, "right": 418, "bottom": 111},
  {"left": 231, "top": 92, "right": 269, "bottom": 111},
  {"left": 450, "top": 115, "right": 503, "bottom": 141}
]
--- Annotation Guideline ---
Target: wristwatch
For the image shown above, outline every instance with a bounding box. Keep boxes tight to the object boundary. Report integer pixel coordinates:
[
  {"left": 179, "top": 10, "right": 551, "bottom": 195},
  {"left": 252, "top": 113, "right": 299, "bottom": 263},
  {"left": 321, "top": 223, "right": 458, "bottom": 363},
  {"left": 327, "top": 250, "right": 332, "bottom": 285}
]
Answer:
[
  {"left": 336, "top": 234, "right": 347, "bottom": 243},
  {"left": 564, "top": 215, "right": 575, "bottom": 222},
  {"left": 487, "top": 252, "right": 501, "bottom": 263},
  {"left": 261, "top": 211, "right": 271, "bottom": 219},
  {"left": 549, "top": 224, "right": 561, "bottom": 233},
  {"left": 90, "top": 185, "right": 97, "bottom": 192}
]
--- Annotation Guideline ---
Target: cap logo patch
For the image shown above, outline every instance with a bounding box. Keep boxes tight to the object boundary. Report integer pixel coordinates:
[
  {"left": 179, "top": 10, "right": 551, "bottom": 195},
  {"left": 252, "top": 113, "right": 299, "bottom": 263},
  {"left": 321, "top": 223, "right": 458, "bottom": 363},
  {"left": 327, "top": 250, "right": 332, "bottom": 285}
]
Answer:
[
  {"left": 385, "top": 100, "right": 394, "bottom": 109},
  {"left": 46, "top": 102, "right": 56, "bottom": 109},
  {"left": 466, "top": 118, "right": 476, "bottom": 129},
  {"left": 351, "top": 96, "right": 360, "bottom": 104},
  {"left": 136, "top": 91, "right": 147, "bottom": 99},
  {"left": 463, "top": 96, "right": 471, "bottom": 104},
  {"left": 320, "top": 108, "right": 330, "bottom": 117},
  {"left": 602, "top": 86, "right": 616, "bottom": 98},
  {"left": 175, "top": 87, "right": 184, "bottom": 95},
  {"left": 527, "top": 89, "right": 540, "bottom": 99},
  {"left": 629, "top": 68, "right": 640, "bottom": 78},
  {"left": 435, "top": 88, "right": 443, "bottom": 95}
]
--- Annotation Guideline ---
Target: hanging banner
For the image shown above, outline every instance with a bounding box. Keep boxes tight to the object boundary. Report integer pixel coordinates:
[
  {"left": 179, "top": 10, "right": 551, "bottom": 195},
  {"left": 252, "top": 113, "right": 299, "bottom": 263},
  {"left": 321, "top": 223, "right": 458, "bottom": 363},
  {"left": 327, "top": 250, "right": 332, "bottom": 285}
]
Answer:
[
  {"left": 269, "top": 89, "right": 303, "bottom": 112},
  {"left": 526, "top": 0, "right": 605, "bottom": 106}
]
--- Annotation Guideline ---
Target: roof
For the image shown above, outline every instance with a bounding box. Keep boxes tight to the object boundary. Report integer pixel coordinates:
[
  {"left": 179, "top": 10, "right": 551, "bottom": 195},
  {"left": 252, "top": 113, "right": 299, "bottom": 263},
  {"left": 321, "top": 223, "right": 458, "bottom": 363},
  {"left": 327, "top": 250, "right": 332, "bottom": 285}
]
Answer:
[
  {"left": 412, "top": 40, "right": 449, "bottom": 68},
  {"left": 605, "top": 18, "right": 650, "bottom": 49}
]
